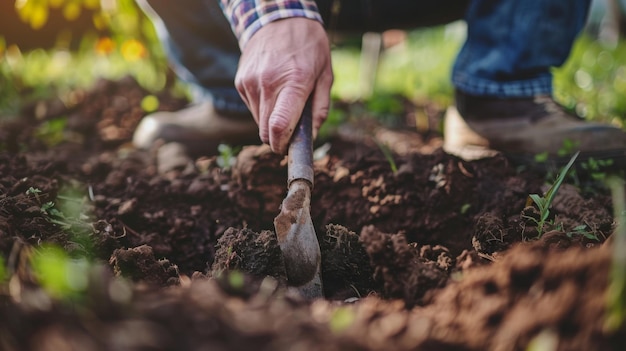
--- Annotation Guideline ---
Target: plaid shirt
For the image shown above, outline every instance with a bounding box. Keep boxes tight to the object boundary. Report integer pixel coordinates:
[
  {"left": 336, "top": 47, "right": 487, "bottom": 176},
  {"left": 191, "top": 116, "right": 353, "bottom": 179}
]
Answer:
[{"left": 220, "top": 0, "right": 323, "bottom": 47}]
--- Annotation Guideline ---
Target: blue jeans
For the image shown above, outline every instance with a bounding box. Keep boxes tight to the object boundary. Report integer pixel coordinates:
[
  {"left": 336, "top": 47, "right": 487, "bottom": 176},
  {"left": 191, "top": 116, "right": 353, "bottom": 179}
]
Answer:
[{"left": 138, "top": 0, "right": 591, "bottom": 113}]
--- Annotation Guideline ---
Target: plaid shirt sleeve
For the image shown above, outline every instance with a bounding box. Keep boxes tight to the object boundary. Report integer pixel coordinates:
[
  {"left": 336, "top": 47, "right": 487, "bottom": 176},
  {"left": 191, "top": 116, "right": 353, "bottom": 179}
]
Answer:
[{"left": 220, "top": 0, "right": 324, "bottom": 48}]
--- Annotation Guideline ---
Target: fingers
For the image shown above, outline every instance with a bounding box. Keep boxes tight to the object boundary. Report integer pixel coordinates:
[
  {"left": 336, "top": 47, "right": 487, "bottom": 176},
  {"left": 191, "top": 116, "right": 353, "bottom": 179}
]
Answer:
[
  {"left": 235, "top": 18, "right": 332, "bottom": 154},
  {"left": 311, "top": 64, "right": 334, "bottom": 140},
  {"left": 237, "top": 67, "right": 308, "bottom": 150},
  {"left": 234, "top": 71, "right": 259, "bottom": 125},
  {"left": 269, "top": 88, "right": 309, "bottom": 154}
]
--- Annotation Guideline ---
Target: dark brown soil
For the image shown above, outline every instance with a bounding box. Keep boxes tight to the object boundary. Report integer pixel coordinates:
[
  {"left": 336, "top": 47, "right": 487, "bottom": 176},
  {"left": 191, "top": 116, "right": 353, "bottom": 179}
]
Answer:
[{"left": 0, "top": 77, "right": 624, "bottom": 350}]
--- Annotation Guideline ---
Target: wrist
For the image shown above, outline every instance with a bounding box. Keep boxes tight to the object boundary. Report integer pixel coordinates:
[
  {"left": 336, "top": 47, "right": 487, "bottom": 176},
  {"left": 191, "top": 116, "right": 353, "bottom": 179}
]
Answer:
[{"left": 221, "top": 0, "right": 324, "bottom": 48}]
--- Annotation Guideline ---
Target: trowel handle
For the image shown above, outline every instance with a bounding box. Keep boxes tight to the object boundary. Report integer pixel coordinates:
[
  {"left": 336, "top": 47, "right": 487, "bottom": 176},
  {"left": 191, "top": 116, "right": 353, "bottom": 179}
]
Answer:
[{"left": 287, "top": 99, "right": 314, "bottom": 187}]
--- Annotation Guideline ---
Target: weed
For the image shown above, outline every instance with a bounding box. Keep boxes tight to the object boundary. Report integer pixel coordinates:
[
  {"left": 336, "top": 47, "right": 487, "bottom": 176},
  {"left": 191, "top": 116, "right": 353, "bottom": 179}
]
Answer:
[{"left": 523, "top": 152, "right": 579, "bottom": 238}]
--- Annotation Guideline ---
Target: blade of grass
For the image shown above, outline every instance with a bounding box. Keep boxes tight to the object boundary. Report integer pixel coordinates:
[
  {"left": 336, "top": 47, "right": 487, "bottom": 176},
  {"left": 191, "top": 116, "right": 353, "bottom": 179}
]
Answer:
[{"left": 543, "top": 151, "right": 579, "bottom": 208}]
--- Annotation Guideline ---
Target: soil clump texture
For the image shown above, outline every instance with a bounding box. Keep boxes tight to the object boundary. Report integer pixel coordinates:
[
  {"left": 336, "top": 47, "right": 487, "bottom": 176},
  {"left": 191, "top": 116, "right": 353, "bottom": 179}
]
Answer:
[{"left": 0, "top": 77, "right": 624, "bottom": 350}]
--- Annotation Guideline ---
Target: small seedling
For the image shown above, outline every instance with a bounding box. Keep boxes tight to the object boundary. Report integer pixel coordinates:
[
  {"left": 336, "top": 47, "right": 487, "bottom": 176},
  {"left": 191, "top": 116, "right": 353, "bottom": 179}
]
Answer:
[
  {"left": 216, "top": 144, "right": 240, "bottom": 170},
  {"left": 566, "top": 224, "right": 600, "bottom": 241},
  {"left": 40, "top": 201, "right": 71, "bottom": 229},
  {"left": 523, "top": 151, "right": 579, "bottom": 238},
  {"left": 374, "top": 140, "right": 398, "bottom": 174},
  {"left": 26, "top": 186, "right": 42, "bottom": 202}
]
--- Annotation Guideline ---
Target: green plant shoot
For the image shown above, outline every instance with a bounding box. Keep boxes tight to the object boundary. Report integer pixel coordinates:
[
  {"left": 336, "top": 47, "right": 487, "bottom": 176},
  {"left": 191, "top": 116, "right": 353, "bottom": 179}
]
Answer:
[
  {"left": 216, "top": 144, "right": 240, "bottom": 170},
  {"left": 374, "top": 140, "right": 398, "bottom": 174},
  {"left": 526, "top": 151, "right": 579, "bottom": 237}
]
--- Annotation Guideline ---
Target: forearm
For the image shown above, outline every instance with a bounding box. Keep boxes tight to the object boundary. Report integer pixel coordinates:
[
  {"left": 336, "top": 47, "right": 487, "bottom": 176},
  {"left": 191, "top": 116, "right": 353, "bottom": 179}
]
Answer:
[{"left": 220, "top": 0, "right": 324, "bottom": 48}]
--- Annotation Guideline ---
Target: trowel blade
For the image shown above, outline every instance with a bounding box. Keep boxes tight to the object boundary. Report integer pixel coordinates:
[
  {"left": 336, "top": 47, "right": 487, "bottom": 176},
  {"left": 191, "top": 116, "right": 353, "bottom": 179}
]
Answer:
[{"left": 274, "top": 180, "right": 322, "bottom": 297}]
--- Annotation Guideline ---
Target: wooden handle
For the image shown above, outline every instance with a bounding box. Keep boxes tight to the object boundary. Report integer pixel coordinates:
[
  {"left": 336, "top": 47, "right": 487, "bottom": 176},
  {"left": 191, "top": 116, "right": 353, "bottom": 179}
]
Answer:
[{"left": 287, "top": 99, "right": 314, "bottom": 187}]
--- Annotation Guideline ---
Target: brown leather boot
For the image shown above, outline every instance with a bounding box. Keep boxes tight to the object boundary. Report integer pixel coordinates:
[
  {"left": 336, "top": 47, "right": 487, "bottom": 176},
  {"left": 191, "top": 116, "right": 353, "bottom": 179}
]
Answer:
[
  {"left": 133, "top": 100, "right": 260, "bottom": 156},
  {"left": 443, "top": 90, "right": 626, "bottom": 167}
]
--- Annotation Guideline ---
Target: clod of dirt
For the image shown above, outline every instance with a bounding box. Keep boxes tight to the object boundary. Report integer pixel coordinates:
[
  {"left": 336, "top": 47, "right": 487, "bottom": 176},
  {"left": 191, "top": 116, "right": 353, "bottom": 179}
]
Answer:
[
  {"left": 360, "top": 225, "right": 449, "bottom": 307},
  {"left": 421, "top": 243, "right": 625, "bottom": 350},
  {"left": 110, "top": 245, "right": 180, "bottom": 286},
  {"left": 320, "top": 224, "right": 381, "bottom": 299},
  {"left": 212, "top": 224, "right": 380, "bottom": 300},
  {"left": 472, "top": 212, "right": 511, "bottom": 255},
  {"left": 211, "top": 227, "right": 288, "bottom": 283},
  {"left": 3, "top": 77, "right": 624, "bottom": 350},
  {"left": 320, "top": 224, "right": 379, "bottom": 299},
  {"left": 157, "top": 142, "right": 194, "bottom": 175},
  {"left": 230, "top": 145, "right": 287, "bottom": 226}
]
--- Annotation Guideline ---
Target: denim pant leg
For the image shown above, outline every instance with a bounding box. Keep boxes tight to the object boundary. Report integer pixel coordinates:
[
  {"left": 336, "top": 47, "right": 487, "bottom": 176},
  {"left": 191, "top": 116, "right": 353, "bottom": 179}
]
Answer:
[
  {"left": 136, "top": 0, "right": 249, "bottom": 115},
  {"left": 452, "top": 0, "right": 591, "bottom": 98}
]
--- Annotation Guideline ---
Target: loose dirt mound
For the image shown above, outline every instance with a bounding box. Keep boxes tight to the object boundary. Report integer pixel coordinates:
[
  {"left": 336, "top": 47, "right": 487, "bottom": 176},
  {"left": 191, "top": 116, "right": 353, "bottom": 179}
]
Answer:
[{"left": 0, "top": 78, "right": 624, "bottom": 350}]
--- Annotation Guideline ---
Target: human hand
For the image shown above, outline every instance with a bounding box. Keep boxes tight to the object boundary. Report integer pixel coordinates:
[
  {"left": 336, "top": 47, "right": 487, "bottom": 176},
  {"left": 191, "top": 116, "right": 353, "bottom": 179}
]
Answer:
[{"left": 235, "top": 17, "right": 333, "bottom": 154}]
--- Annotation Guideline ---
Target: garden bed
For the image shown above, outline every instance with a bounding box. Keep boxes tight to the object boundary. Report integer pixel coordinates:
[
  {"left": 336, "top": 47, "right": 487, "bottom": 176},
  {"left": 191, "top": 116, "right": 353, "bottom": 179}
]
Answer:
[{"left": 0, "top": 77, "right": 624, "bottom": 350}]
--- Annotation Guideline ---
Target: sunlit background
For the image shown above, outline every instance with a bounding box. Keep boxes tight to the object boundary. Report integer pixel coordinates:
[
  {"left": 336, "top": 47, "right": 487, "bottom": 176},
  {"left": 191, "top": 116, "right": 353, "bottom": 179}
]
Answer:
[{"left": 1, "top": 0, "right": 626, "bottom": 129}]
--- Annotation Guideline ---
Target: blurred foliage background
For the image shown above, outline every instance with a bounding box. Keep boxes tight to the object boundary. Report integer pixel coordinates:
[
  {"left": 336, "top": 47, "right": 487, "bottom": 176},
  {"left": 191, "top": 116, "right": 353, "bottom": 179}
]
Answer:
[
  {"left": 1, "top": 0, "right": 168, "bottom": 115},
  {"left": 1, "top": 0, "right": 626, "bottom": 130}
]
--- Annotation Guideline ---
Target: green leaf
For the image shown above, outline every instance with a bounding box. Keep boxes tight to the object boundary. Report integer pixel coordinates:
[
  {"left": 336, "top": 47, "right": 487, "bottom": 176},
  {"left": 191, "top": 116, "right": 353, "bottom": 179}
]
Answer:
[
  {"left": 543, "top": 151, "right": 579, "bottom": 211},
  {"left": 529, "top": 194, "right": 545, "bottom": 212}
]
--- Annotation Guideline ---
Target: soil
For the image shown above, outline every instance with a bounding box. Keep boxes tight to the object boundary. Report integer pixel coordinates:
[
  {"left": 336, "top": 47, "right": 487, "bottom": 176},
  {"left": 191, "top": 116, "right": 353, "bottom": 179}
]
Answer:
[{"left": 0, "top": 77, "right": 625, "bottom": 350}]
